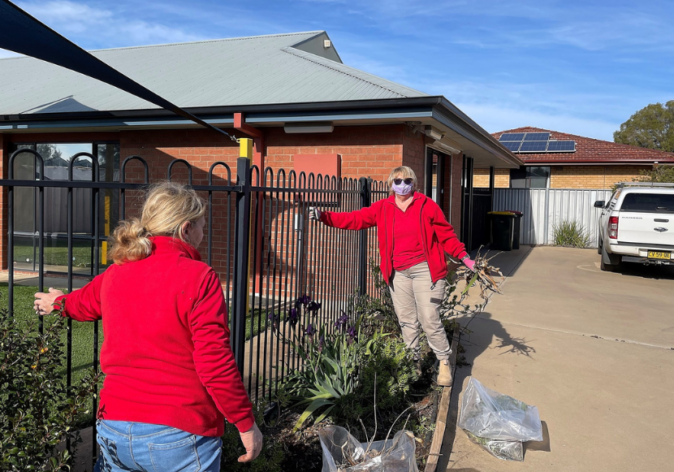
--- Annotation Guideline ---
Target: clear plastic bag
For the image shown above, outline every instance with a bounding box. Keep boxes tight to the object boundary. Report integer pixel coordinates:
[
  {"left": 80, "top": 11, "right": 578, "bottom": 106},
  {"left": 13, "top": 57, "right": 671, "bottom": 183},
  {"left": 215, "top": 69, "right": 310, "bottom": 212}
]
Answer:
[
  {"left": 458, "top": 377, "right": 542, "bottom": 461},
  {"left": 465, "top": 431, "right": 523, "bottom": 461},
  {"left": 318, "top": 425, "right": 418, "bottom": 472}
]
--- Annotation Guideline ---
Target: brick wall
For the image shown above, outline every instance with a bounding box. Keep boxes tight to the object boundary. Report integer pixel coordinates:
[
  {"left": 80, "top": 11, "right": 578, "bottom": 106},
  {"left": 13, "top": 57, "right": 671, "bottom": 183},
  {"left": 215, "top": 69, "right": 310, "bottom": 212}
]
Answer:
[
  {"left": 473, "top": 168, "right": 510, "bottom": 188},
  {"left": 550, "top": 165, "right": 650, "bottom": 189},
  {"left": 265, "top": 124, "right": 405, "bottom": 182},
  {"left": 401, "top": 126, "right": 426, "bottom": 187},
  {"left": 473, "top": 165, "right": 649, "bottom": 189},
  {"left": 1, "top": 126, "right": 407, "bottom": 282}
]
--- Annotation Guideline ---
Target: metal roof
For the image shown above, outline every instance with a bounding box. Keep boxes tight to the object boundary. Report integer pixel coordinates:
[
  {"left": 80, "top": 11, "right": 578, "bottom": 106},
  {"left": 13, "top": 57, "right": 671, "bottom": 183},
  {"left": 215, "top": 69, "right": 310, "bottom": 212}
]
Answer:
[{"left": 0, "top": 31, "right": 426, "bottom": 115}]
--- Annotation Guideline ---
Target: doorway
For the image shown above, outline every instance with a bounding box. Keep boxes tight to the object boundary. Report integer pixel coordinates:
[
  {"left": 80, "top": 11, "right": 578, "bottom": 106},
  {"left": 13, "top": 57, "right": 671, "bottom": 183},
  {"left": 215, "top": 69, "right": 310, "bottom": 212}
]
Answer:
[{"left": 424, "top": 146, "right": 452, "bottom": 220}]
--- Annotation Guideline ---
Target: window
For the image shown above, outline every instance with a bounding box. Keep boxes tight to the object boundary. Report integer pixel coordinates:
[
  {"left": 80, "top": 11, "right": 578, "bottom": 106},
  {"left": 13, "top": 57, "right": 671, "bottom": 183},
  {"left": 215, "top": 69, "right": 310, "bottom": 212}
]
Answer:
[
  {"left": 620, "top": 193, "right": 674, "bottom": 213},
  {"left": 9, "top": 142, "right": 120, "bottom": 273},
  {"left": 510, "top": 166, "right": 550, "bottom": 188}
]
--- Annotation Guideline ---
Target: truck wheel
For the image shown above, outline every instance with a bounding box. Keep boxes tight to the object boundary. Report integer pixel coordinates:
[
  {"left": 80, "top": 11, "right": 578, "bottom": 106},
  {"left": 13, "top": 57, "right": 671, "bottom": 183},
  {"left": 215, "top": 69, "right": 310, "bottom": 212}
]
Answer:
[
  {"left": 597, "top": 238, "right": 602, "bottom": 255},
  {"left": 600, "top": 245, "right": 621, "bottom": 272}
]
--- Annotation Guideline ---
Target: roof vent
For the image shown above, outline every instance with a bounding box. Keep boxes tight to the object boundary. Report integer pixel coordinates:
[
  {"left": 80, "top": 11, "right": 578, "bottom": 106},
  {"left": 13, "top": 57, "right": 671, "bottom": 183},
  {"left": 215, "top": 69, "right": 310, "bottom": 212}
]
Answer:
[{"left": 324, "top": 39, "right": 332, "bottom": 48}]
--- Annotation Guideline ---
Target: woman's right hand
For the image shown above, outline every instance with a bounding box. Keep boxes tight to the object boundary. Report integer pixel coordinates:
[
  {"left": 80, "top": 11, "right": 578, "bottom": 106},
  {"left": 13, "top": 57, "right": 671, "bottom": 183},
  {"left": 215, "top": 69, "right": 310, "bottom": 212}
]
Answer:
[
  {"left": 308, "top": 207, "right": 322, "bottom": 221},
  {"left": 238, "top": 422, "right": 263, "bottom": 462}
]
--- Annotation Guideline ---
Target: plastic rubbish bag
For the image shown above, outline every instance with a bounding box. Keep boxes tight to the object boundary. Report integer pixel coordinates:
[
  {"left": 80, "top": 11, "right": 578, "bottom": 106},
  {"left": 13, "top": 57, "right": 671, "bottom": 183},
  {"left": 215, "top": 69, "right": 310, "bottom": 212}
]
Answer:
[
  {"left": 465, "top": 432, "right": 523, "bottom": 461},
  {"left": 318, "top": 425, "right": 418, "bottom": 472},
  {"left": 458, "top": 377, "right": 542, "bottom": 461}
]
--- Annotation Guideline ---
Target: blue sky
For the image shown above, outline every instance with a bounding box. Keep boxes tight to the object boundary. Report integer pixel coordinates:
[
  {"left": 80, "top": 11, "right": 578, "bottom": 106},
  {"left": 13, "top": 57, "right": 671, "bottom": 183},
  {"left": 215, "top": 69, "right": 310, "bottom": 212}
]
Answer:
[{"left": 4, "top": 0, "right": 674, "bottom": 141}]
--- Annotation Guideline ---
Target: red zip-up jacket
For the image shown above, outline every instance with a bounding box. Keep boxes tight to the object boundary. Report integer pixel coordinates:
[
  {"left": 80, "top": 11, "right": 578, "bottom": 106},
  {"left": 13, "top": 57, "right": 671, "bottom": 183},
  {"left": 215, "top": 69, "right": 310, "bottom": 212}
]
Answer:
[
  {"left": 56, "top": 236, "right": 254, "bottom": 437},
  {"left": 320, "top": 192, "right": 467, "bottom": 284}
]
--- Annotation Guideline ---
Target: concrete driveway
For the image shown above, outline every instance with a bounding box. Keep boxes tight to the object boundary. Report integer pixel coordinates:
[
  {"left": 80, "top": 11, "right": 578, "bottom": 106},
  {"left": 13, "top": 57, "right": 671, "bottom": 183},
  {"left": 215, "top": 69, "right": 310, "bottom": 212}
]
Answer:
[{"left": 444, "top": 246, "right": 674, "bottom": 472}]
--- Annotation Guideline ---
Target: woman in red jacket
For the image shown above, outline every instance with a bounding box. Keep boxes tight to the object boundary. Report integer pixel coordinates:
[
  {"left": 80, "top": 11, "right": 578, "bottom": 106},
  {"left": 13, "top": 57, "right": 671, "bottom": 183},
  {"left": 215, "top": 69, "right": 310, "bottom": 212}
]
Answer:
[
  {"left": 309, "top": 166, "right": 474, "bottom": 386},
  {"left": 34, "top": 182, "right": 262, "bottom": 472}
]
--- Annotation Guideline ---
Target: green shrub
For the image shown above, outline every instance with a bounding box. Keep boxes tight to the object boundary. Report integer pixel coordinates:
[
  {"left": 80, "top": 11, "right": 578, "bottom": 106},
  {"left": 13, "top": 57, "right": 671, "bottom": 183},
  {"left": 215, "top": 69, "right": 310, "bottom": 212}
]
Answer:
[
  {"left": 349, "top": 335, "right": 418, "bottom": 413},
  {"left": 552, "top": 220, "right": 590, "bottom": 248},
  {"left": 0, "top": 308, "right": 100, "bottom": 471}
]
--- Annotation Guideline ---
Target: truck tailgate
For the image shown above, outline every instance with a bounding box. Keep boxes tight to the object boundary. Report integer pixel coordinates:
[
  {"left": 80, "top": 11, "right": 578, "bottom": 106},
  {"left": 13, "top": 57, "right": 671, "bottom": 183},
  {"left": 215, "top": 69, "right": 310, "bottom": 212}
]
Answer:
[
  {"left": 617, "top": 192, "right": 674, "bottom": 245},
  {"left": 619, "top": 213, "right": 674, "bottom": 245}
]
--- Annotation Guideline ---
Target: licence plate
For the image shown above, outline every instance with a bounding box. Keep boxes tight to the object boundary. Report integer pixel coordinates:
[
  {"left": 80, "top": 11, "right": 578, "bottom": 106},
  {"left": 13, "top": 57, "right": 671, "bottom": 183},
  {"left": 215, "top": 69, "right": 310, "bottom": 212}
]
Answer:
[{"left": 648, "top": 251, "right": 671, "bottom": 260}]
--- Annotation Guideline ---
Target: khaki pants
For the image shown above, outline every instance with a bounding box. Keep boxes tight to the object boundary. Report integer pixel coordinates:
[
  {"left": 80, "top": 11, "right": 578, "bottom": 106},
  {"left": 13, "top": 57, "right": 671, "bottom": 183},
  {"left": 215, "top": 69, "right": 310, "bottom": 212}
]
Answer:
[{"left": 389, "top": 262, "right": 451, "bottom": 361}]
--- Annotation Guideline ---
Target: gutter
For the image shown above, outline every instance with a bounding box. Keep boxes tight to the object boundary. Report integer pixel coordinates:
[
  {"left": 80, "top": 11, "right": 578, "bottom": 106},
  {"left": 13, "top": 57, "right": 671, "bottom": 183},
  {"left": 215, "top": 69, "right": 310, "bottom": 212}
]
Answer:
[
  {"left": 520, "top": 160, "right": 671, "bottom": 165},
  {"left": 0, "top": 95, "right": 523, "bottom": 167},
  {"left": 0, "top": 97, "right": 448, "bottom": 123}
]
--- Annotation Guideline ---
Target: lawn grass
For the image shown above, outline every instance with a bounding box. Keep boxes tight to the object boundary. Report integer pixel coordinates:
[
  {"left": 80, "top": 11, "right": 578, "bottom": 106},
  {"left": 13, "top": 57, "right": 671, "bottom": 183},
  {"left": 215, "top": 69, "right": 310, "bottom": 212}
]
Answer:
[{"left": 12, "top": 238, "right": 100, "bottom": 268}]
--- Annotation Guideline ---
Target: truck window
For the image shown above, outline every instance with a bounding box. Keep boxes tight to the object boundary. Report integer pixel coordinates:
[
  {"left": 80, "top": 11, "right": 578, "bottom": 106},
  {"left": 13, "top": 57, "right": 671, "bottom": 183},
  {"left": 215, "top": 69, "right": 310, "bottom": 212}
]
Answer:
[{"left": 620, "top": 193, "right": 674, "bottom": 213}]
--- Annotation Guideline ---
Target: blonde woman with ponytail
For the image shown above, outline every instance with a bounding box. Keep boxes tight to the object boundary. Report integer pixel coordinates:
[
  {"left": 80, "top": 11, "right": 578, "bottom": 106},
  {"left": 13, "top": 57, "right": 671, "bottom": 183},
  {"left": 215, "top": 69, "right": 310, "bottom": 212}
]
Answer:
[{"left": 34, "top": 182, "right": 262, "bottom": 472}]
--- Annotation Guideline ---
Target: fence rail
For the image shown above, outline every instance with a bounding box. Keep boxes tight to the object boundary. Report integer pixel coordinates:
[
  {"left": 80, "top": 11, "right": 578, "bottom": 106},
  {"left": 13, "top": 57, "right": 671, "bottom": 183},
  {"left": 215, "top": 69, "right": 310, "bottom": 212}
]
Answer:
[
  {"left": 493, "top": 188, "right": 613, "bottom": 247},
  {"left": 1, "top": 148, "right": 385, "bottom": 467}
]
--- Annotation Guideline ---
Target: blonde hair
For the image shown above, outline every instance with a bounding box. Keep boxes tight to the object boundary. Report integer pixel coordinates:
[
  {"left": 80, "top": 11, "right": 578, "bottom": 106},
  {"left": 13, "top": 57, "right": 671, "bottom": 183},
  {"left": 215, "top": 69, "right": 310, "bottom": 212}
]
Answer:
[
  {"left": 109, "top": 181, "right": 206, "bottom": 264},
  {"left": 387, "top": 166, "right": 418, "bottom": 195}
]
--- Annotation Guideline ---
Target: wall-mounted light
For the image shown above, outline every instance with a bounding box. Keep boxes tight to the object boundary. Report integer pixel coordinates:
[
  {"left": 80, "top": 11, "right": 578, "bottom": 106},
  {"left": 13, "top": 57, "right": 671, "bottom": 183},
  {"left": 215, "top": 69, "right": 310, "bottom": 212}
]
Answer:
[
  {"left": 424, "top": 125, "right": 444, "bottom": 141},
  {"left": 433, "top": 140, "right": 461, "bottom": 155},
  {"left": 284, "top": 122, "right": 334, "bottom": 134}
]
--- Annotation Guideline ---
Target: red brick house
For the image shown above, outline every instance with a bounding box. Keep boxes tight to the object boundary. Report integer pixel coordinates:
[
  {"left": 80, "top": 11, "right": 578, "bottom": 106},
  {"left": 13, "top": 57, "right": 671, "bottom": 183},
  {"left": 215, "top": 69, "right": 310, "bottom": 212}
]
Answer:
[
  {"left": 474, "top": 126, "right": 674, "bottom": 189},
  {"left": 0, "top": 31, "right": 521, "bottom": 272}
]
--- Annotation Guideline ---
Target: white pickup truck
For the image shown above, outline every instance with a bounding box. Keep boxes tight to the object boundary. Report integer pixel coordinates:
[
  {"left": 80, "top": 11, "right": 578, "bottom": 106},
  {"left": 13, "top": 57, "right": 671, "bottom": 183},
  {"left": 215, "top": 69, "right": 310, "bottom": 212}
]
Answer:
[{"left": 595, "top": 182, "right": 674, "bottom": 272}]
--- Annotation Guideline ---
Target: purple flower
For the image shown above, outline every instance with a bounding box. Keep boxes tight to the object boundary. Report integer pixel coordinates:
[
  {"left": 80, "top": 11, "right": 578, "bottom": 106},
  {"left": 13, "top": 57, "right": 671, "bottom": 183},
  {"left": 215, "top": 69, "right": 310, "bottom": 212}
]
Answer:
[
  {"left": 287, "top": 307, "right": 298, "bottom": 327},
  {"left": 307, "top": 301, "right": 322, "bottom": 313},
  {"left": 347, "top": 325, "right": 356, "bottom": 342},
  {"left": 305, "top": 324, "right": 315, "bottom": 336},
  {"left": 318, "top": 335, "right": 325, "bottom": 352},
  {"left": 296, "top": 295, "right": 311, "bottom": 307},
  {"left": 334, "top": 311, "right": 349, "bottom": 331}
]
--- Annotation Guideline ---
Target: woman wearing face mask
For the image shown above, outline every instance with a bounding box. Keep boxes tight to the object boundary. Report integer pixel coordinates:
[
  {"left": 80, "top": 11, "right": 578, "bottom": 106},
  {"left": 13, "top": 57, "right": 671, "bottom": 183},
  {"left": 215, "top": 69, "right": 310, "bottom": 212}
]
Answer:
[{"left": 309, "top": 166, "right": 474, "bottom": 386}]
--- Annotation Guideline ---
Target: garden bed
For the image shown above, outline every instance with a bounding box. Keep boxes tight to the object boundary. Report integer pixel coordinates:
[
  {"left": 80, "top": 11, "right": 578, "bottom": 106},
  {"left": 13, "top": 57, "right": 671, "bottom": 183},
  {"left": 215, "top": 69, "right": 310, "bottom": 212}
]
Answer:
[{"left": 247, "top": 326, "right": 458, "bottom": 472}]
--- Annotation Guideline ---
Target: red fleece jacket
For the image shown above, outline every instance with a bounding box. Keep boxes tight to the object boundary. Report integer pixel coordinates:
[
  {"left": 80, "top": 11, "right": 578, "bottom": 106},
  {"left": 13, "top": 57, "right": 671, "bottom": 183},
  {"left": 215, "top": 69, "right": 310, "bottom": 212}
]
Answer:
[
  {"left": 320, "top": 192, "right": 467, "bottom": 284},
  {"left": 56, "top": 236, "right": 254, "bottom": 437}
]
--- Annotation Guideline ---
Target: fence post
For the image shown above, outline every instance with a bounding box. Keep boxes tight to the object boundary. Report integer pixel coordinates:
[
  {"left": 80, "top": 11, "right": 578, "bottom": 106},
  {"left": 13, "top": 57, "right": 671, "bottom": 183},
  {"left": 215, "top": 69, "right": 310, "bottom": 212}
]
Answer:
[
  {"left": 232, "top": 140, "right": 253, "bottom": 375},
  {"left": 358, "top": 177, "right": 371, "bottom": 296}
]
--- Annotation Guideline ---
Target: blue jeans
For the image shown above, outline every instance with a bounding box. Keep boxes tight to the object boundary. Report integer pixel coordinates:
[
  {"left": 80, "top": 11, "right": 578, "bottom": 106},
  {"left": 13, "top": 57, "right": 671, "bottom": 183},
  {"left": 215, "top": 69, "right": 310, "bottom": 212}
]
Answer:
[{"left": 94, "top": 420, "right": 222, "bottom": 472}]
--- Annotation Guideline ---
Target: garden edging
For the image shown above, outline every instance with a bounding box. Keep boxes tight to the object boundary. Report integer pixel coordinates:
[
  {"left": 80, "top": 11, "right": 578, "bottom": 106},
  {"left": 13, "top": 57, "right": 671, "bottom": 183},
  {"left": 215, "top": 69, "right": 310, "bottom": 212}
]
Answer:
[{"left": 424, "top": 325, "right": 460, "bottom": 472}]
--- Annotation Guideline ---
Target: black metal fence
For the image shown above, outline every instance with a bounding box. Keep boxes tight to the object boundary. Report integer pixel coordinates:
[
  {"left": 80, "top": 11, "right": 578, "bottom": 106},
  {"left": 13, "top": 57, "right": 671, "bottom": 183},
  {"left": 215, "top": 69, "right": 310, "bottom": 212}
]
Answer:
[{"left": 1, "top": 148, "right": 386, "bottom": 465}]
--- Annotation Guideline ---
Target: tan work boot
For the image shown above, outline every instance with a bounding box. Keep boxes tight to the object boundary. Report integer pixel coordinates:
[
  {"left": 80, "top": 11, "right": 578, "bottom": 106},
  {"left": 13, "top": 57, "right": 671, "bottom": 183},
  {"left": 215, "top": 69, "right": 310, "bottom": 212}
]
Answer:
[{"left": 436, "top": 360, "right": 453, "bottom": 387}]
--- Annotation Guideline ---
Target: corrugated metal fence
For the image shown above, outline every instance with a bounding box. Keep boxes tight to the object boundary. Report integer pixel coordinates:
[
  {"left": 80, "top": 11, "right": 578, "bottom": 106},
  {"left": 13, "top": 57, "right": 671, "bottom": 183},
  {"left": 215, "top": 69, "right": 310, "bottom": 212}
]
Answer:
[{"left": 493, "top": 188, "right": 612, "bottom": 247}]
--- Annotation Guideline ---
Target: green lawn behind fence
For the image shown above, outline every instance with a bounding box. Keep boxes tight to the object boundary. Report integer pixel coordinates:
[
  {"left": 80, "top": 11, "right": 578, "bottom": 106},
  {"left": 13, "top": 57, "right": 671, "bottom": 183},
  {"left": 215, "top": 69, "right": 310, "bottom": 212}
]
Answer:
[{"left": 12, "top": 238, "right": 98, "bottom": 269}]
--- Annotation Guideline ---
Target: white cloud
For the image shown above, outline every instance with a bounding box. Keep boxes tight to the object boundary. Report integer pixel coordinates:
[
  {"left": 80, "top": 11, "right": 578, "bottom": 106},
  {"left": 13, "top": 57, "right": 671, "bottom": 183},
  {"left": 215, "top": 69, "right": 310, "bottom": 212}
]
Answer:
[{"left": 16, "top": 1, "right": 206, "bottom": 48}]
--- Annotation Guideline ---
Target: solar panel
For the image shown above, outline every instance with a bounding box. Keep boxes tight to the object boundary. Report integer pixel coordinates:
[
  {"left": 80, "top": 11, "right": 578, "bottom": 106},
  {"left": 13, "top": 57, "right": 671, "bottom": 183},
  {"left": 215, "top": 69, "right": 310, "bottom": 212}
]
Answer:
[
  {"left": 499, "top": 133, "right": 525, "bottom": 142},
  {"left": 519, "top": 141, "right": 548, "bottom": 152},
  {"left": 547, "top": 141, "right": 576, "bottom": 152},
  {"left": 502, "top": 141, "right": 522, "bottom": 152},
  {"left": 523, "top": 133, "right": 550, "bottom": 141}
]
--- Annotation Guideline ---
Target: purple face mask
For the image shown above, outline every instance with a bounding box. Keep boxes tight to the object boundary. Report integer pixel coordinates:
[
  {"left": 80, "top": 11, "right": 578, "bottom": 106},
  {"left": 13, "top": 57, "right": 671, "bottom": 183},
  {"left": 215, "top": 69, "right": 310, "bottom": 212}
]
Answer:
[{"left": 391, "top": 181, "right": 413, "bottom": 196}]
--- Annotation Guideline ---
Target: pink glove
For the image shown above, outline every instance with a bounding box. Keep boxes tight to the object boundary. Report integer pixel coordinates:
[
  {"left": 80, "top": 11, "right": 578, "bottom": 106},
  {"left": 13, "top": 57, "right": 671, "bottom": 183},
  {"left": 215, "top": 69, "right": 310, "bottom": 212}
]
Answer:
[
  {"left": 462, "top": 257, "right": 476, "bottom": 272},
  {"left": 238, "top": 423, "right": 263, "bottom": 462}
]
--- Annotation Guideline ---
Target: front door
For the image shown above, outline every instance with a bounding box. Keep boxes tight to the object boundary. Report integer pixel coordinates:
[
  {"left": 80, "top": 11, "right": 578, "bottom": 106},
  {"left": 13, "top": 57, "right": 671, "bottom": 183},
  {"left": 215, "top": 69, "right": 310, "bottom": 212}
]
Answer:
[{"left": 425, "top": 147, "right": 449, "bottom": 214}]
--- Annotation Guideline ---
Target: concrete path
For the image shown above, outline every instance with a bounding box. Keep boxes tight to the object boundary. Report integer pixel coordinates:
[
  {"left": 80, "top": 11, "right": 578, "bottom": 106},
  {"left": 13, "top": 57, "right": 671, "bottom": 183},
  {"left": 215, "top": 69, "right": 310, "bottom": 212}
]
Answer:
[{"left": 445, "top": 246, "right": 674, "bottom": 472}]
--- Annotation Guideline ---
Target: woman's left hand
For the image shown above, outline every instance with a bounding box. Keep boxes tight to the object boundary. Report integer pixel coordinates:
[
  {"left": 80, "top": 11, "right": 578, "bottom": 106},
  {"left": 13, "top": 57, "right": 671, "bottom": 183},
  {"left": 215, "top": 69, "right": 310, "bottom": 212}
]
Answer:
[
  {"left": 462, "top": 258, "right": 476, "bottom": 272},
  {"left": 34, "top": 288, "right": 65, "bottom": 316}
]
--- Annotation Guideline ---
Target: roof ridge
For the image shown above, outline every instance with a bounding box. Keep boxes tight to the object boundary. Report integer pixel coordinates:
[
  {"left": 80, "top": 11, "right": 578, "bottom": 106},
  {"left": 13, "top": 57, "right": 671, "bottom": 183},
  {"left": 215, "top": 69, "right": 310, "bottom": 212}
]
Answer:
[
  {"left": 280, "top": 46, "right": 411, "bottom": 98},
  {"left": 0, "top": 31, "right": 325, "bottom": 63},
  {"left": 89, "top": 31, "right": 325, "bottom": 53}
]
